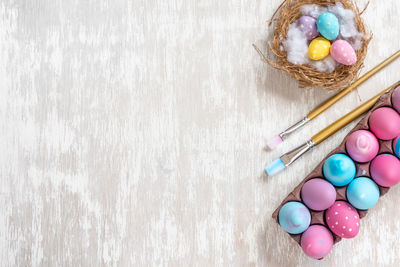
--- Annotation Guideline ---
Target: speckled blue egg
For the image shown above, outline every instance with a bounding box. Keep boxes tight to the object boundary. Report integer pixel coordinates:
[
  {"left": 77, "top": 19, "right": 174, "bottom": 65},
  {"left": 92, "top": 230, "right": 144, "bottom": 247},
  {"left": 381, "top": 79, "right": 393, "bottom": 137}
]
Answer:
[
  {"left": 278, "top": 201, "right": 311, "bottom": 234},
  {"left": 316, "top": 12, "right": 339, "bottom": 40},
  {"left": 323, "top": 153, "right": 356, "bottom": 186},
  {"left": 393, "top": 136, "right": 400, "bottom": 159},
  {"left": 346, "top": 177, "right": 380, "bottom": 210}
]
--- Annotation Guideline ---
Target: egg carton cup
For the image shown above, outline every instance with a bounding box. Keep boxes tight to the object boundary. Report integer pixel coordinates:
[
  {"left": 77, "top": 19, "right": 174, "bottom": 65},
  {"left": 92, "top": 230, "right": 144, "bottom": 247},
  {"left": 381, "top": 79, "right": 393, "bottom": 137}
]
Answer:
[
  {"left": 272, "top": 81, "right": 400, "bottom": 247},
  {"left": 261, "top": 0, "right": 371, "bottom": 91}
]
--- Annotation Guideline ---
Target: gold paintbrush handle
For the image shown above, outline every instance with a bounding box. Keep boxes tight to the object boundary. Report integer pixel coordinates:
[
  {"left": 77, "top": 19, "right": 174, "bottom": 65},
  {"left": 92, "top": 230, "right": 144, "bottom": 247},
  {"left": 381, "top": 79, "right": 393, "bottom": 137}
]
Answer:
[
  {"left": 311, "top": 83, "right": 397, "bottom": 145},
  {"left": 308, "top": 50, "right": 400, "bottom": 120}
]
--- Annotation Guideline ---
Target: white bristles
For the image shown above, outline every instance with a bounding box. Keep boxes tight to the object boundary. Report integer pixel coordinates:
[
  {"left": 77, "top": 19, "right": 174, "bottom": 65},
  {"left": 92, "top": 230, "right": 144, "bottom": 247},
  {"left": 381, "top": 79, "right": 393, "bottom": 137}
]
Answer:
[{"left": 267, "top": 135, "right": 283, "bottom": 150}]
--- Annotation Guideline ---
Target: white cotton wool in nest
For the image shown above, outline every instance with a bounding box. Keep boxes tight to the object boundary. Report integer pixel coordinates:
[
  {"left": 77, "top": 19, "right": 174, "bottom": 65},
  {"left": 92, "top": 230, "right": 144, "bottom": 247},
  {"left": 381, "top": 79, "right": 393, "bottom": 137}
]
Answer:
[
  {"left": 283, "top": 22, "right": 338, "bottom": 72},
  {"left": 300, "top": 4, "right": 327, "bottom": 19},
  {"left": 283, "top": 3, "right": 363, "bottom": 73},
  {"left": 283, "top": 24, "right": 309, "bottom": 65}
]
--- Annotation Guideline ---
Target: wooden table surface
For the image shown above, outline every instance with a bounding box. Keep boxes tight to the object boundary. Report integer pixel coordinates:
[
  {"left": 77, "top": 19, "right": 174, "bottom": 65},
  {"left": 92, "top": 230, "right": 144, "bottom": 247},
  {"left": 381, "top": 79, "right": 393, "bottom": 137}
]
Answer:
[{"left": 1, "top": 0, "right": 400, "bottom": 266}]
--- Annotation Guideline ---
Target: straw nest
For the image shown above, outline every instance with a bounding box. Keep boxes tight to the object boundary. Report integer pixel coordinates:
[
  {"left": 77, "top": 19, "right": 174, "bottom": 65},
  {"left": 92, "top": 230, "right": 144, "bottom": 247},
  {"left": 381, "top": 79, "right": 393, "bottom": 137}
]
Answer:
[{"left": 257, "top": 0, "right": 371, "bottom": 91}]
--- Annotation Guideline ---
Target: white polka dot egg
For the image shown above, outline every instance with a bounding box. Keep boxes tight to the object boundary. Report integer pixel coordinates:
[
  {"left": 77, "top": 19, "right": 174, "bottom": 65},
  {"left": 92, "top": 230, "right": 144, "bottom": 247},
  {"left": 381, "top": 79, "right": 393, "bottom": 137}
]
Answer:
[
  {"left": 325, "top": 201, "right": 360, "bottom": 239},
  {"left": 330, "top": 40, "right": 357, "bottom": 66}
]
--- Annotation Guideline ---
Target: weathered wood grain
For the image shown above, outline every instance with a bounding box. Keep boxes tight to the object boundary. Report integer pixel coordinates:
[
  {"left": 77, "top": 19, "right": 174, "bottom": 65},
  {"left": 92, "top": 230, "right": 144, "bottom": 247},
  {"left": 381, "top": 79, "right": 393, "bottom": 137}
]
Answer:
[{"left": 1, "top": 0, "right": 400, "bottom": 266}]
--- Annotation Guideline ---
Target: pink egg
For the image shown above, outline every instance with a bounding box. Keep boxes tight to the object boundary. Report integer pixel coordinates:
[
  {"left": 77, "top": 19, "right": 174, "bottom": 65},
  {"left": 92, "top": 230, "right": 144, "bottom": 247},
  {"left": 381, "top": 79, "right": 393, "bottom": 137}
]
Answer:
[
  {"left": 345, "top": 130, "right": 379, "bottom": 163},
  {"left": 370, "top": 154, "right": 400, "bottom": 187},
  {"left": 369, "top": 107, "right": 400, "bottom": 140},
  {"left": 301, "top": 225, "right": 333, "bottom": 259},
  {"left": 301, "top": 178, "right": 336, "bottom": 211},
  {"left": 330, "top": 40, "right": 357, "bottom": 66},
  {"left": 391, "top": 86, "right": 400, "bottom": 113},
  {"left": 325, "top": 201, "right": 360, "bottom": 238}
]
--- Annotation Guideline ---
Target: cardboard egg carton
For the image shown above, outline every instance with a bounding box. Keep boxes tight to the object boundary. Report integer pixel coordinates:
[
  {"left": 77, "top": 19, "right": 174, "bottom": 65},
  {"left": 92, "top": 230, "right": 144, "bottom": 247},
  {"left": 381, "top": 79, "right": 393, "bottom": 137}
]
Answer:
[{"left": 272, "top": 82, "right": 400, "bottom": 247}]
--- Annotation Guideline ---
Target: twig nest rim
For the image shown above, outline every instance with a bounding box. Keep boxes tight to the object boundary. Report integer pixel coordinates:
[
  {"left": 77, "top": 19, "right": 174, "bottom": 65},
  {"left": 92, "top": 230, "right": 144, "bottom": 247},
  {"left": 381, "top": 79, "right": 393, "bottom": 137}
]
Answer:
[{"left": 266, "top": 0, "right": 371, "bottom": 91}]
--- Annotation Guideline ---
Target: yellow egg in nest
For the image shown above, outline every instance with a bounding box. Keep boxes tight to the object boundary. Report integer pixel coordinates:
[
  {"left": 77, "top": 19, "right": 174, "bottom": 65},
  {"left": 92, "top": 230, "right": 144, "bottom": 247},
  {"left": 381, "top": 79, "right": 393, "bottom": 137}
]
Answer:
[{"left": 308, "top": 37, "right": 331, "bottom": 60}]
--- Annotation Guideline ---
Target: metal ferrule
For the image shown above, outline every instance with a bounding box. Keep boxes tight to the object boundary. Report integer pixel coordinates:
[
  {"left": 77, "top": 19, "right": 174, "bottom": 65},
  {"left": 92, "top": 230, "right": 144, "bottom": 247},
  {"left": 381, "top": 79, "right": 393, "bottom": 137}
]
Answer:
[
  {"left": 280, "top": 139, "right": 315, "bottom": 167},
  {"left": 279, "top": 116, "right": 310, "bottom": 140}
]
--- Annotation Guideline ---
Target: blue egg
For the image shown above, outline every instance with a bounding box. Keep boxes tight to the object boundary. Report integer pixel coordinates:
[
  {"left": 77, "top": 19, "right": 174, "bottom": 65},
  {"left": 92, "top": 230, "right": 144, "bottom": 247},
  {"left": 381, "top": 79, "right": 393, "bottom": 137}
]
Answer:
[
  {"left": 346, "top": 177, "right": 380, "bottom": 210},
  {"left": 278, "top": 201, "right": 311, "bottom": 234},
  {"left": 393, "top": 136, "right": 400, "bottom": 158},
  {"left": 316, "top": 12, "right": 339, "bottom": 40},
  {"left": 323, "top": 154, "right": 356, "bottom": 186}
]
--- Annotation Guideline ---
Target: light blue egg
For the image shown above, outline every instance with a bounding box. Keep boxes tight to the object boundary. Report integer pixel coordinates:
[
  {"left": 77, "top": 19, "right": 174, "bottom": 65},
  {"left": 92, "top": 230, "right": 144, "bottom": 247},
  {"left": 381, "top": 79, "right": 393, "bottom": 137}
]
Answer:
[
  {"left": 316, "top": 12, "right": 339, "bottom": 40},
  {"left": 346, "top": 177, "right": 380, "bottom": 210},
  {"left": 278, "top": 201, "right": 311, "bottom": 234},
  {"left": 393, "top": 136, "right": 400, "bottom": 158},
  {"left": 323, "top": 153, "right": 356, "bottom": 186}
]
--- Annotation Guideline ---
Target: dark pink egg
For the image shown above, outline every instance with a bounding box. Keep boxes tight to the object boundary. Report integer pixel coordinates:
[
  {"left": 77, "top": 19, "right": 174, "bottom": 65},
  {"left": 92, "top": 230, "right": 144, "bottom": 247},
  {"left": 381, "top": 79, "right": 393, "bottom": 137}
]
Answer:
[
  {"left": 369, "top": 107, "right": 400, "bottom": 140},
  {"left": 301, "top": 225, "right": 333, "bottom": 259},
  {"left": 370, "top": 154, "right": 400, "bottom": 187},
  {"left": 325, "top": 201, "right": 360, "bottom": 238}
]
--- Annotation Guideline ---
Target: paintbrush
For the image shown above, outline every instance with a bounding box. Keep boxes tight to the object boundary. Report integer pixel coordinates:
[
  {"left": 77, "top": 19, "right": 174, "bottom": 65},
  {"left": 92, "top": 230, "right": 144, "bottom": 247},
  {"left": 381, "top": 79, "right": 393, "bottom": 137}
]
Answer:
[
  {"left": 267, "top": 50, "right": 400, "bottom": 150},
  {"left": 265, "top": 82, "right": 397, "bottom": 176}
]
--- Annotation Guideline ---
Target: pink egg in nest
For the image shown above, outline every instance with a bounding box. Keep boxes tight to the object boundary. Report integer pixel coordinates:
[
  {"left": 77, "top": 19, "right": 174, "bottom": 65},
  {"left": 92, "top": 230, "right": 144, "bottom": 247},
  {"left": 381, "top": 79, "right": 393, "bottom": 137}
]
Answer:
[
  {"left": 330, "top": 40, "right": 357, "bottom": 66},
  {"left": 370, "top": 154, "right": 400, "bottom": 187},
  {"left": 325, "top": 201, "right": 360, "bottom": 238},
  {"left": 301, "top": 225, "right": 333, "bottom": 259},
  {"left": 369, "top": 107, "right": 400, "bottom": 140},
  {"left": 345, "top": 130, "right": 379, "bottom": 163}
]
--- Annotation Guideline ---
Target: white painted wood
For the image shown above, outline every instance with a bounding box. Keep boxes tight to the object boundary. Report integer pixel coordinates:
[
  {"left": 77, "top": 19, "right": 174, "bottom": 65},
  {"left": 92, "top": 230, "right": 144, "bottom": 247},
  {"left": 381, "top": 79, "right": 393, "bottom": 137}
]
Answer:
[{"left": 1, "top": 0, "right": 400, "bottom": 266}]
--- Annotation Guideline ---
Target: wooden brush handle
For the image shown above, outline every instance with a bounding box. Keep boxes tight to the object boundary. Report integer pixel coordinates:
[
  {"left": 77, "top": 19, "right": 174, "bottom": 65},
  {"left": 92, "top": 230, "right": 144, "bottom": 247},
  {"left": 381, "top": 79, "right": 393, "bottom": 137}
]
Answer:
[
  {"left": 308, "top": 50, "right": 400, "bottom": 120},
  {"left": 311, "top": 83, "right": 396, "bottom": 145}
]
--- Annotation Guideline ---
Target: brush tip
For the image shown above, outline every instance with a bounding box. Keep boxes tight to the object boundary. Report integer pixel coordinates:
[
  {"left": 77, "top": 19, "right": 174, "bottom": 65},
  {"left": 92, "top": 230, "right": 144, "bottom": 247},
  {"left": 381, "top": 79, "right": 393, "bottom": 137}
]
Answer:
[
  {"left": 265, "top": 158, "right": 286, "bottom": 176},
  {"left": 267, "top": 135, "right": 283, "bottom": 150}
]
